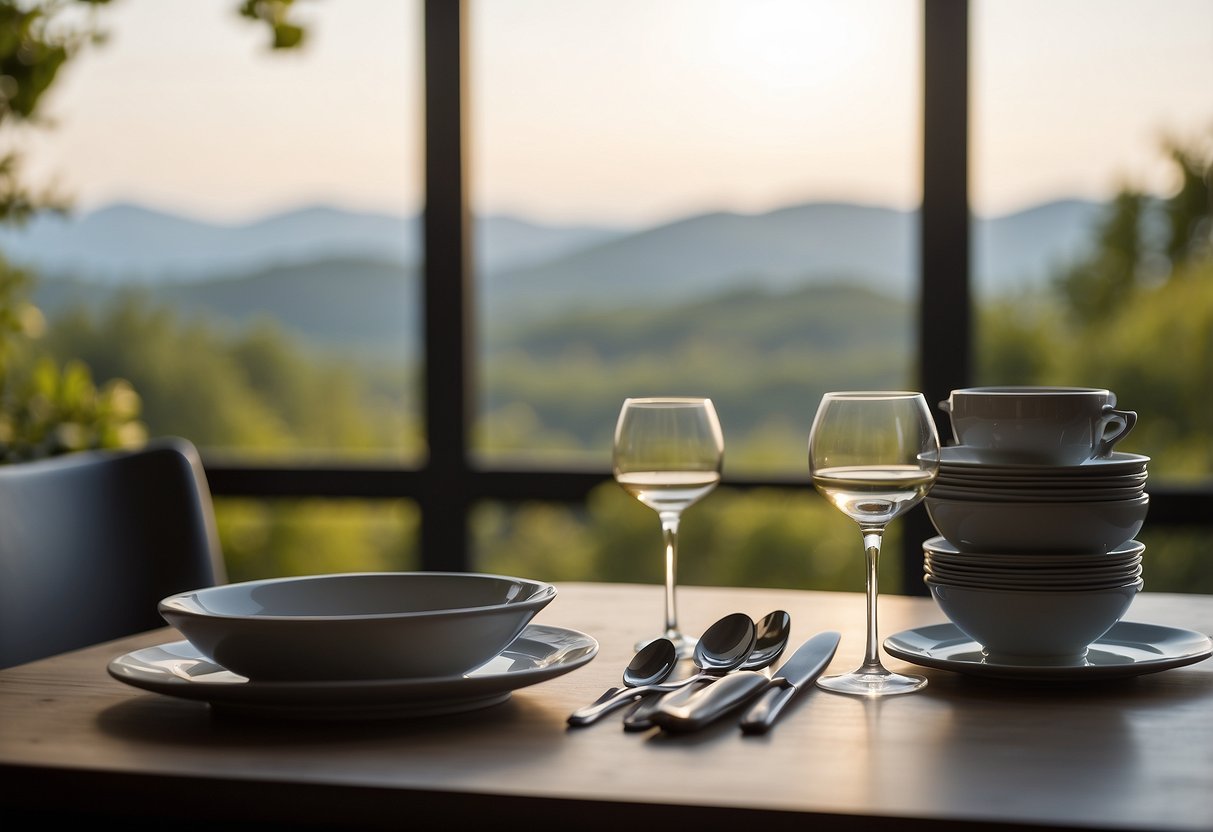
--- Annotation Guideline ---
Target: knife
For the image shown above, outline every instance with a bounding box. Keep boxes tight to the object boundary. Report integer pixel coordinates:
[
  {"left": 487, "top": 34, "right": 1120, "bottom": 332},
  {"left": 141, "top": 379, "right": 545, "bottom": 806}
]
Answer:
[
  {"left": 648, "top": 630, "right": 841, "bottom": 734},
  {"left": 739, "top": 630, "right": 840, "bottom": 734}
]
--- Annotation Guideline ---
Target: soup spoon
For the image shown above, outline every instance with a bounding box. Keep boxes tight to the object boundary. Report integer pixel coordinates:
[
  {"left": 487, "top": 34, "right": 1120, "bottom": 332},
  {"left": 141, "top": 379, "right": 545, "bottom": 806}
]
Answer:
[
  {"left": 567, "top": 637, "right": 677, "bottom": 721},
  {"left": 621, "top": 609, "right": 790, "bottom": 731},
  {"left": 567, "top": 612, "right": 756, "bottom": 728}
]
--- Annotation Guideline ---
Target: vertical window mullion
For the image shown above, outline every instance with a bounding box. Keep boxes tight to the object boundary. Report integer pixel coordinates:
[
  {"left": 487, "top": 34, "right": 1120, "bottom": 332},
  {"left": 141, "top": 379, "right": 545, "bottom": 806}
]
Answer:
[
  {"left": 422, "top": 0, "right": 473, "bottom": 570},
  {"left": 905, "top": 0, "right": 971, "bottom": 595}
]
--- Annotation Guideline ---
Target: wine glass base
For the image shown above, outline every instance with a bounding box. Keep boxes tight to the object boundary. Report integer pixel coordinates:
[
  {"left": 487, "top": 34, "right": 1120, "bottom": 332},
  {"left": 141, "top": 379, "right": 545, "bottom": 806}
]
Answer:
[
  {"left": 816, "top": 667, "right": 927, "bottom": 697},
  {"left": 635, "top": 633, "right": 698, "bottom": 661}
]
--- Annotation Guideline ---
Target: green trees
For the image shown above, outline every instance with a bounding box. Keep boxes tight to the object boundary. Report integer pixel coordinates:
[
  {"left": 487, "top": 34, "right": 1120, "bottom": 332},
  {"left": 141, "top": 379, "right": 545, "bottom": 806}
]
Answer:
[
  {"left": 977, "top": 133, "right": 1212, "bottom": 592},
  {"left": 1053, "top": 134, "right": 1210, "bottom": 328},
  {"left": 996, "top": 132, "right": 1213, "bottom": 477}
]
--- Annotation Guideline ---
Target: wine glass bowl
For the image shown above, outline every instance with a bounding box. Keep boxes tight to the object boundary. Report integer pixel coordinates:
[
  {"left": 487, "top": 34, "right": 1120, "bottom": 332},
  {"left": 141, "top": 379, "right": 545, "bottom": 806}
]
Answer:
[
  {"left": 808, "top": 391, "right": 940, "bottom": 696},
  {"left": 614, "top": 397, "right": 724, "bottom": 659}
]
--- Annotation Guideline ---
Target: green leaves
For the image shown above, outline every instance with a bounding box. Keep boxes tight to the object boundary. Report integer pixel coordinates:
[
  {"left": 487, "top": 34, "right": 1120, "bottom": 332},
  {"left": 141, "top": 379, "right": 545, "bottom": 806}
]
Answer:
[
  {"left": 0, "top": 256, "right": 146, "bottom": 463},
  {"left": 0, "top": 354, "right": 148, "bottom": 463},
  {"left": 237, "top": 0, "right": 308, "bottom": 50}
]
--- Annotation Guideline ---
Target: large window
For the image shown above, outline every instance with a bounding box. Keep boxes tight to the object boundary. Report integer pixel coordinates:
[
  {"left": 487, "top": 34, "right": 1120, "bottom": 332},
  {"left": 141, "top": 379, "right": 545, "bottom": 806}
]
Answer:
[{"left": 2, "top": 1, "right": 1209, "bottom": 594}]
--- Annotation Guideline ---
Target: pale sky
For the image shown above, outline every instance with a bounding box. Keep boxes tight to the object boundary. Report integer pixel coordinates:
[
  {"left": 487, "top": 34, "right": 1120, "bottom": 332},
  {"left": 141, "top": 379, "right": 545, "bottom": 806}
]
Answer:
[{"left": 18, "top": 0, "right": 1213, "bottom": 227}]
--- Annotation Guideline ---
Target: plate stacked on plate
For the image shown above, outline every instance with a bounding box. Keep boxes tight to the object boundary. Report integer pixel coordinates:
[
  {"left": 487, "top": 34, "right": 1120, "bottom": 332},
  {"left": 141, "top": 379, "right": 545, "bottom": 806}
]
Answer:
[
  {"left": 924, "top": 447, "right": 1150, "bottom": 554},
  {"left": 108, "top": 571, "right": 598, "bottom": 719}
]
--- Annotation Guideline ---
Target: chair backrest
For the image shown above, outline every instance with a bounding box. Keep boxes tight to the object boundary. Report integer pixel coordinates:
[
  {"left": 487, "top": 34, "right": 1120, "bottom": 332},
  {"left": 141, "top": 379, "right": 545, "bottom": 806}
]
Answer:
[{"left": 0, "top": 436, "right": 226, "bottom": 669}]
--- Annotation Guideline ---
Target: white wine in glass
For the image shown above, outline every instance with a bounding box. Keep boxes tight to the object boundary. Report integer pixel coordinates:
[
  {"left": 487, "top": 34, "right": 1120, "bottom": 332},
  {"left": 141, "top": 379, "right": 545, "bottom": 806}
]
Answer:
[
  {"left": 808, "top": 391, "right": 940, "bottom": 697},
  {"left": 614, "top": 397, "right": 724, "bottom": 659}
]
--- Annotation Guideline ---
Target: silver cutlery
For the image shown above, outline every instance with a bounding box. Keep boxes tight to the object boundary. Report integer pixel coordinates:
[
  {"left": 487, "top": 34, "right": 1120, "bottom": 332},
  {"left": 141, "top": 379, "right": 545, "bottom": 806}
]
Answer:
[
  {"left": 739, "top": 630, "right": 841, "bottom": 733},
  {"left": 621, "top": 610, "right": 790, "bottom": 731},
  {"left": 566, "top": 637, "right": 676, "bottom": 727},
  {"left": 568, "top": 612, "right": 755, "bottom": 727},
  {"left": 647, "top": 630, "right": 841, "bottom": 734}
]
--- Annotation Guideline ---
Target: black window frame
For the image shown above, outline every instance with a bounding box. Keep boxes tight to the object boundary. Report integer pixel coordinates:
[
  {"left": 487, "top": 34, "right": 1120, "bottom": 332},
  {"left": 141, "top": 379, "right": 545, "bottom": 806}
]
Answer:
[{"left": 200, "top": 0, "right": 1212, "bottom": 596}]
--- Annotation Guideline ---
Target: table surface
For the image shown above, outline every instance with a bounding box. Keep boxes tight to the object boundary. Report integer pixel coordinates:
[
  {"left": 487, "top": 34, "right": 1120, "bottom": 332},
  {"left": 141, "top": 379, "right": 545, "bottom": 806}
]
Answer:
[{"left": 2, "top": 582, "right": 1212, "bottom": 831}]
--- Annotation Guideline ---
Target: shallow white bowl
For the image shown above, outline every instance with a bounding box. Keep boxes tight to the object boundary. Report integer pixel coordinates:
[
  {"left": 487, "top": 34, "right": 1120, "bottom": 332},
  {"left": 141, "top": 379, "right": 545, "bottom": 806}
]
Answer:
[
  {"left": 159, "top": 571, "right": 557, "bottom": 681},
  {"left": 925, "top": 493, "right": 1148, "bottom": 553},
  {"left": 925, "top": 577, "right": 1143, "bottom": 663}
]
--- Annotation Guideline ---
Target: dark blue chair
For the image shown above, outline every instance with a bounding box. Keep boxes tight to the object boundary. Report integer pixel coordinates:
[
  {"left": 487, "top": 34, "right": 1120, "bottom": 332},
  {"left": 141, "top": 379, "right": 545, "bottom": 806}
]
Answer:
[{"left": 0, "top": 437, "right": 226, "bottom": 669}]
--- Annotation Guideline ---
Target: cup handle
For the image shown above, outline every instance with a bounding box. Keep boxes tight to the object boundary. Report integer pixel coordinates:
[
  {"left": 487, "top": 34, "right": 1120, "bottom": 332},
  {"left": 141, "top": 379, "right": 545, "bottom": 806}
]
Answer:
[
  {"left": 1096, "top": 407, "right": 1137, "bottom": 457},
  {"left": 938, "top": 399, "right": 952, "bottom": 414}
]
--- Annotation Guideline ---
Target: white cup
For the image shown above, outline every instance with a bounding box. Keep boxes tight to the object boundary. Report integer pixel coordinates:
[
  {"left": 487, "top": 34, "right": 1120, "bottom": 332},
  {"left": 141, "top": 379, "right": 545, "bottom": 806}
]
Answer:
[{"left": 938, "top": 386, "right": 1137, "bottom": 466}]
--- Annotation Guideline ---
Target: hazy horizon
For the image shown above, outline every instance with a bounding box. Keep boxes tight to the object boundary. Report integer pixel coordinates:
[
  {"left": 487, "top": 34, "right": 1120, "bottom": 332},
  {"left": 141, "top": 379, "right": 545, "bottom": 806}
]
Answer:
[
  {"left": 18, "top": 0, "right": 1213, "bottom": 228},
  {"left": 31, "top": 191, "right": 1108, "bottom": 233}
]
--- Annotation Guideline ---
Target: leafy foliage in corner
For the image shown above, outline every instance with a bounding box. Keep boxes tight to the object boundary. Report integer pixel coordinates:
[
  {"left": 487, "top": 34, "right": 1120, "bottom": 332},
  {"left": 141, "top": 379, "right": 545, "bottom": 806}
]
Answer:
[
  {"left": 0, "top": 0, "right": 308, "bottom": 463},
  {"left": 1053, "top": 134, "right": 1212, "bottom": 326},
  {"left": 0, "top": 259, "right": 146, "bottom": 462}
]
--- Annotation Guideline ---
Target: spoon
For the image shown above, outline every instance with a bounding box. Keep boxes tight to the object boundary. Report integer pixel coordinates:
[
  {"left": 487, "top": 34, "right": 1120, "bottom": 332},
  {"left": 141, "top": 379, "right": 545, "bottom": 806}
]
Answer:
[
  {"left": 621, "top": 610, "right": 791, "bottom": 731},
  {"left": 747, "top": 609, "right": 794, "bottom": 674},
  {"left": 567, "top": 612, "right": 756, "bottom": 728},
  {"left": 566, "top": 637, "right": 677, "bottom": 726}
]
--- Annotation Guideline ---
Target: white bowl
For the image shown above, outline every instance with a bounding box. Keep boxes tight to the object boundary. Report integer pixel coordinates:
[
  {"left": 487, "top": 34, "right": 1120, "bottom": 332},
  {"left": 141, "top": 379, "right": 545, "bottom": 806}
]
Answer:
[
  {"left": 924, "top": 493, "right": 1148, "bottom": 553},
  {"left": 159, "top": 571, "right": 557, "bottom": 681},
  {"left": 925, "top": 577, "right": 1143, "bottom": 663}
]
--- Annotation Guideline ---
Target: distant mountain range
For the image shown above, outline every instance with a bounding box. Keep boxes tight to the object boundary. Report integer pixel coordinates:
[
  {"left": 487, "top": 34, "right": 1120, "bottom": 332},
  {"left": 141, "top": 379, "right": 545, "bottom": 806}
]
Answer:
[
  {"left": 0, "top": 202, "right": 630, "bottom": 283},
  {"left": 1, "top": 197, "right": 1103, "bottom": 288},
  {"left": 4, "top": 197, "right": 1108, "bottom": 352}
]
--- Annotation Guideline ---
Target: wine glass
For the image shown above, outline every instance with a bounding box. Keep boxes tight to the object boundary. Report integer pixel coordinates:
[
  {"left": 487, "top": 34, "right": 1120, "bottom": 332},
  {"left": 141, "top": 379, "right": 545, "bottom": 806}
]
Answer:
[
  {"left": 808, "top": 391, "right": 940, "bottom": 696},
  {"left": 613, "top": 397, "right": 724, "bottom": 659}
]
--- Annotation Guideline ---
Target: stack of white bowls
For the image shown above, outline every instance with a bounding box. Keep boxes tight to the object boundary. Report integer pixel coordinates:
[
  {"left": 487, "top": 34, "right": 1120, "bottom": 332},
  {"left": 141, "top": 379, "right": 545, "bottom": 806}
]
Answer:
[{"left": 922, "top": 386, "right": 1149, "bottom": 664}]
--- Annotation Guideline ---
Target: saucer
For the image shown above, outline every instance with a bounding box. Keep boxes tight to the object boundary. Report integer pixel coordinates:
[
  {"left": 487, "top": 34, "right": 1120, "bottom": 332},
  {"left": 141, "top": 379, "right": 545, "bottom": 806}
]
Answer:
[
  {"left": 939, "top": 446, "right": 1150, "bottom": 475},
  {"left": 108, "top": 623, "right": 597, "bottom": 720},
  {"left": 883, "top": 621, "right": 1212, "bottom": 681}
]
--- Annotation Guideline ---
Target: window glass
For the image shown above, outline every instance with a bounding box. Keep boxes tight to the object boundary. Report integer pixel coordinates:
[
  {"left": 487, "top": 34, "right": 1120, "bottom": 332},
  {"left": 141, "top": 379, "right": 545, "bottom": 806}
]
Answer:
[
  {"left": 472, "top": 487, "right": 909, "bottom": 594},
  {"left": 471, "top": 0, "right": 921, "bottom": 477},
  {"left": 0, "top": 0, "right": 423, "bottom": 464},
  {"left": 216, "top": 498, "right": 419, "bottom": 583}
]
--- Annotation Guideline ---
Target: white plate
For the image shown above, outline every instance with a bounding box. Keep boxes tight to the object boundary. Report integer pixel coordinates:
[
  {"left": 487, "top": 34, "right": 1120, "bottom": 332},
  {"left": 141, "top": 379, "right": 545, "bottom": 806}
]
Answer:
[
  {"left": 107, "top": 623, "right": 598, "bottom": 720},
  {"left": 883, "top": 621, "right": 1212, "bottom": 681},
  {"left": 928, "top": 485, "right": 1144, "bottom": 502},
  {"left": 923, "top": 567, "right": 1143, "bottom": 587},
  {"left": 924, "top": 558, "right": 1142, "bottom": 579},
  {"left": 937, "top": 472, "right": 1148, "bottom": 488},
  {"left": 925, "top": 553, "right": 1143, "bottom": 571},
  {"left": 939, "top": 447, "right": 1150, "bottom": 475},
  {"left": 923, "top": 536, "right": 1144, "bottom": 564},
  {"left": 922, "top": 569, "right": 1143, "bottom": 592}
]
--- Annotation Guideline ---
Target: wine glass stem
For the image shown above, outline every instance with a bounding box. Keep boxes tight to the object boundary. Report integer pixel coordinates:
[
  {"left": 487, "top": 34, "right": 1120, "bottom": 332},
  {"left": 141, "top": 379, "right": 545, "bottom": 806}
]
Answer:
[
  {"left": 860, "top": 527, "right": 886, "bottom": 672},
  {"left": 660, "top": 511, "right": 683, "bottom": 639}
]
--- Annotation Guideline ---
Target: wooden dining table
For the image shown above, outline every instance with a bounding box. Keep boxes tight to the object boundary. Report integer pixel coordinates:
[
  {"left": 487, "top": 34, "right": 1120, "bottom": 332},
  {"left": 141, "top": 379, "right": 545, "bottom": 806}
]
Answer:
[{"left": 1, "top": 581, "right": 1211, "bottom": 831}]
